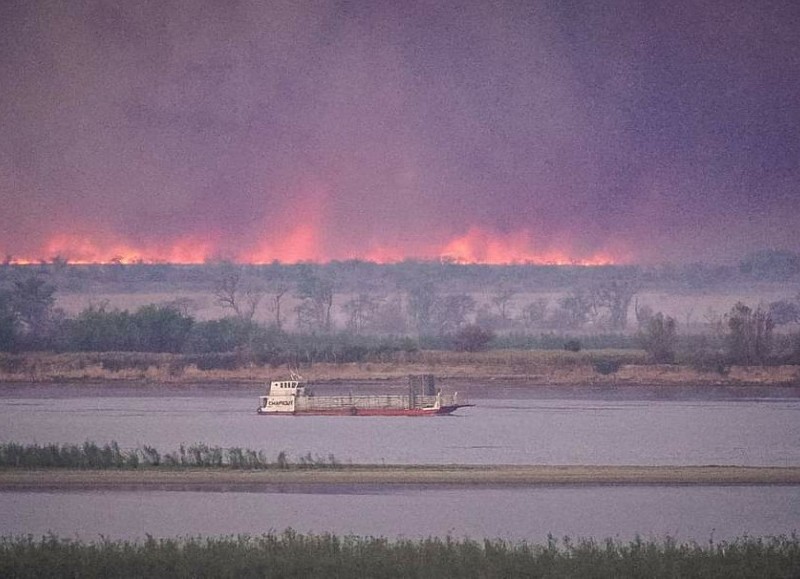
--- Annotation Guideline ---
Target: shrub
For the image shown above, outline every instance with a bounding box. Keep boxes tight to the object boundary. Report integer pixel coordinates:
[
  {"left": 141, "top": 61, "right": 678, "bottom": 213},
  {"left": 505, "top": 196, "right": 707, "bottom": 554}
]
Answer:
[
  {"left": 186, "top": 352, "right": 241, "bottom": 371},
  {"left": 591, "top": 358, "right": 622, "bottom": 375},
  {"left": 453, "top": 324, "right": 495, "bottom": 352},
  {"left": 0, "top": 354, "right": 25, "bottom": 374},
  {"left": 99, "top": 353, "right": 155, "bottom": 372}
]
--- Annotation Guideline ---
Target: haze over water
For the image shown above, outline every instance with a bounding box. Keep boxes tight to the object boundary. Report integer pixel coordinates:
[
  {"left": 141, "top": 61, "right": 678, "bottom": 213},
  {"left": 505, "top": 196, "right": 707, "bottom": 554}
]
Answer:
[{"left": 2, "top": 383, "right": 799, "bottom": 541}]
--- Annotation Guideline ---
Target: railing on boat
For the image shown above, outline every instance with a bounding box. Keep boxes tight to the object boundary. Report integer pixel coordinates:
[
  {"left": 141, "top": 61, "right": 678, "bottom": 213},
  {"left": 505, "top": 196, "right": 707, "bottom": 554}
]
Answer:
[{"left": 294, "top": 393, "right": 465, "bottom": 411}]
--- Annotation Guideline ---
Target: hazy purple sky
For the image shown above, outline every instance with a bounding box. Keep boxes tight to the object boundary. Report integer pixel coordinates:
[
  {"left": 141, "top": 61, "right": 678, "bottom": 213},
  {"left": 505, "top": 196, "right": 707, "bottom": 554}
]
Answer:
[{"left": 1, "top": 0, "right": 798, "bottom": 264}]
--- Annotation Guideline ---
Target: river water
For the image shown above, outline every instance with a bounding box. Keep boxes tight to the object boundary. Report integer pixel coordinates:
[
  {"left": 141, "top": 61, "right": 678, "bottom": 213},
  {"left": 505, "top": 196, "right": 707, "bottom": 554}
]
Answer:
[
  {"left": 2, "top": 486, "right": 799, "bottom": 542},
  {"left": 1, "top": 382, "right": 799, "bottom": 541},
  {"left": 1, "top": 382, "right": 799, "bottom": 466}
]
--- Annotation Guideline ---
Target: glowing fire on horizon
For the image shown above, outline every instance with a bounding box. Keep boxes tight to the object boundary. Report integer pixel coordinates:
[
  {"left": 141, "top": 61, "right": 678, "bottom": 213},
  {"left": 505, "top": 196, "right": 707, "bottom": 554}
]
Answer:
[
  {"left": 438, "top": 227, "right": 618, "bottom": 266},
  {"left": 6, "top": 227, "right": 625, "bottom": 266}
]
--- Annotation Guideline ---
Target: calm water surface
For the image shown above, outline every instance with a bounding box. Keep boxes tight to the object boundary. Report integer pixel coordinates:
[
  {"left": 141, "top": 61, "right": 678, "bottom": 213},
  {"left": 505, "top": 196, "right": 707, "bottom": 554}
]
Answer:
[
  {"left": 1, "top": 383, "right": 799, "bottom": 466},
  {"left": 2, "top": 486, "right": 798, "bottom": 542},
  {"left": 2, "top": 383, "right": 800, "bottom": 541}
]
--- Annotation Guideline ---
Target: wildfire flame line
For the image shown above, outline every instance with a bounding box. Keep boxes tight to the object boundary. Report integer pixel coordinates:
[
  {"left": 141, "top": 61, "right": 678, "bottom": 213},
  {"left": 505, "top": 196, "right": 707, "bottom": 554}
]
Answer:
[{"left": 4, "top": 227, "right": 623, "bottom": 266}]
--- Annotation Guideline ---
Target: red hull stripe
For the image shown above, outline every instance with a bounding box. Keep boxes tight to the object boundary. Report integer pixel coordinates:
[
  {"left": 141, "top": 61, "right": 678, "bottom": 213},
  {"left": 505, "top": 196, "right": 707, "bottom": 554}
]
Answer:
[{"left": 258, "top": 405, "right": 472, "bottom": 416}]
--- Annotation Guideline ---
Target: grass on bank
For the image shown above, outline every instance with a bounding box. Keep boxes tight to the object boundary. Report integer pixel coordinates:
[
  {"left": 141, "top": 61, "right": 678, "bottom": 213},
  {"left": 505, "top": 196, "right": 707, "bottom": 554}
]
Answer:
[
  {"left": 1, "top": 532, "right": 799, "bottom": 578},
  {"left": 0, "top": 349, "right": 648, "bottom": 382},
  {"left": 2, "top": 349, "right": 798, "bottom": 385},
  {"left": 0, "top": 442, "right": 338, "bottom": 470}
]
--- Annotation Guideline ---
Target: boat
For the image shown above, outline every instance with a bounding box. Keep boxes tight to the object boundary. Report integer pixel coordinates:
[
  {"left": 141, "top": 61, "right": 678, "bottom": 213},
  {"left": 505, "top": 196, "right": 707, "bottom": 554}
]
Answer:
[{"left": 256, "top": 374, "right": 472, "bottom": 416}]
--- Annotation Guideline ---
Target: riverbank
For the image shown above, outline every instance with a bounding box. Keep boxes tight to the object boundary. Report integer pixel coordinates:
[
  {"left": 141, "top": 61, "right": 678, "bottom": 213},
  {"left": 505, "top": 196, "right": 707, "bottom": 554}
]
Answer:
[
  {"left": 3, "top": 465, "right": 800, "bottom": 490},
  {"left": 1, "top": 350, "right": 798, "bottom": 386}
]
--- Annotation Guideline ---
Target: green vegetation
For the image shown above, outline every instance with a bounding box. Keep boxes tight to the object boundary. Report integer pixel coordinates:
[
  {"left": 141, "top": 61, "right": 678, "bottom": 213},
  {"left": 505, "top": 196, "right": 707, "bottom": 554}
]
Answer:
[
  {"left": 2, "top": 259, "right": 799, "bottom": 373},
  {"left": 0, "top": 442, "right": 339, "bottom": 470},
  {"left": 65, "top": 304, "right": 193, "bottom": 353},
  {"left": 1, "top": 532, "right": 798, "bottom": 578}
]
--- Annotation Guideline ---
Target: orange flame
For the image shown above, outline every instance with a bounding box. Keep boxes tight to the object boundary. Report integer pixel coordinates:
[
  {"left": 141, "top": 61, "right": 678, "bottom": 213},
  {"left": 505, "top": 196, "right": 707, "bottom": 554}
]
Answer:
[
  {"left": 438, "top": 227, "right": 620, "bottom": 265},
  {"left": 30, "top": 233, "right": 216, "bottom": 264},
  {"left": 245, "top": 223, "right": 323, "bottom": 263},
  {"left": 7, "top": 226, "right": 624, "bottom": 265}
]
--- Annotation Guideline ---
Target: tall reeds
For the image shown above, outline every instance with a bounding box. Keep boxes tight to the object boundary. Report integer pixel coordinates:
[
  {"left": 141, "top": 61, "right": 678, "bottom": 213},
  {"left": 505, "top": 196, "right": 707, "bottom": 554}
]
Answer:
[
  {"left": 0, "top": 442, "right": 340, "bottom": 470},
  {"left": 1, "top": 532, "right": 798, "bottom": 578}
]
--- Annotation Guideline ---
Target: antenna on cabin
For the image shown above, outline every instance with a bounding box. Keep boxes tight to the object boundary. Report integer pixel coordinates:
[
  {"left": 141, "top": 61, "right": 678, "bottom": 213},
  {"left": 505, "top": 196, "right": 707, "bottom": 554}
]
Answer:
[{"left": 289, "top": 368, "right": 303, "bottom": 382}]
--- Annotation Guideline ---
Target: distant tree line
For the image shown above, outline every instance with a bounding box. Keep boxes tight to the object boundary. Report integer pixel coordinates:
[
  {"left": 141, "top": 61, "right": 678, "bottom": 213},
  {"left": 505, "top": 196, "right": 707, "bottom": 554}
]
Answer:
[
  {"left": 3, "top": 248, "right": 799, "bottom": 294},
  {"left": 2, "top": 265, "right": 799, "bottom": 368},
  {"left": 635, "top": 301, "right": 800, "bottom": 370}
]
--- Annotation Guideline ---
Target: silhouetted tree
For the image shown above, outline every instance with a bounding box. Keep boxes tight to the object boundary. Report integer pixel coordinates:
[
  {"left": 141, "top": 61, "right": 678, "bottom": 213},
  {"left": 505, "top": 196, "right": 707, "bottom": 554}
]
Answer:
[
  {"left": 406, "top": 281, "right": 437, "bottom": 334},
  {"left": 213, "top": 264, "right": 264, "bottom": 321},
  {"left": 594, "top": 279, "right": 638, "bottom": 330},
  {"left": 491, "top": 284, "right": 515, "bottom": 321},
  {"left": 342, "top": 294, "right": 381, "bottom": 334},
  {"left": 0, "top": 290, "right": 18, "bottom": 351},
  {"left": 433, "top": 294, "right": 475, "bottom": 335},
  {"left": 725, "top": 302, "right": 774, "bottom": 365},
  {"left": 553, "top": 290, "right": 592, "bottom": 329},
  {"left": 520, "top": 298, "right": 548, "bottom": 329},
  {"left": 369, "top": 297, "right": 407, "bottom": 334},
  {"left": 295, "top": 266, "right": 334, "bottom": 332},
  {"left": 270, "top": 285, "right": 289, "bottom": 330},
  {"left": 634, "top": 299, "right": 655, "bottom": 330},
  {"left": 9, "top": 275, "right": 56, "bottom": 344},
  {"left": 639, "top": 312, "right": 677, "bottom": 363}
]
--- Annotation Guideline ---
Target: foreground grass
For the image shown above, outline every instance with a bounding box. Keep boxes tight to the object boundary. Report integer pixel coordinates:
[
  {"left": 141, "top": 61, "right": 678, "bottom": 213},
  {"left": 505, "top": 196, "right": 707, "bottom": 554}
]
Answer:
[{"left": 1, "top": 532, "right": 799, "bottom": 578}]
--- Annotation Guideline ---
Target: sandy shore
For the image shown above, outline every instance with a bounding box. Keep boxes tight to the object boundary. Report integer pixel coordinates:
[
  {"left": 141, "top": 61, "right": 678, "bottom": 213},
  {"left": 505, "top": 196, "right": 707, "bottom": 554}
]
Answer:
[{"left": 2, "top": 465, "right": 800, "bottom": 490}]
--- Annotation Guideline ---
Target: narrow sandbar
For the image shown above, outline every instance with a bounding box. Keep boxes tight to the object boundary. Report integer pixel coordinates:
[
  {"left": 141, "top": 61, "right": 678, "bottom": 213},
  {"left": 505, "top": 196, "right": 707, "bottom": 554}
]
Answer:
[{"left": 2, "top": 465, "right": 800, "bottom": 490}]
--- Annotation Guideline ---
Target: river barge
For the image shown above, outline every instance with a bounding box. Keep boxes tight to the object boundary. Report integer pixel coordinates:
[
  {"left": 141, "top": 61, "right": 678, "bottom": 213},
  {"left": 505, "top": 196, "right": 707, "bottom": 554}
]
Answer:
[{"left": 257, "top": 375, "right": 472, "bottom": 416}]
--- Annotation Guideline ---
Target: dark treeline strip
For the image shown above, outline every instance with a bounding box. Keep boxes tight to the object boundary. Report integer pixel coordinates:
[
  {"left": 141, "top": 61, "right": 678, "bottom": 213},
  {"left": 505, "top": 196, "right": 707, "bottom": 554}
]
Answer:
[
  {"left": 11, "top": 297, "right": 649, "bottom": 359},
  {"left": 1, "top": 532, "right": 799, "bottom": 578},
  {"left": 5, "top": 300, "right": 427, "bottom": 363},
  {"left": 5, "top": 249, "right": 800, "bottom": 292},
  {"left": 0, "top": 442, "right": 339, "bottom": 470}
]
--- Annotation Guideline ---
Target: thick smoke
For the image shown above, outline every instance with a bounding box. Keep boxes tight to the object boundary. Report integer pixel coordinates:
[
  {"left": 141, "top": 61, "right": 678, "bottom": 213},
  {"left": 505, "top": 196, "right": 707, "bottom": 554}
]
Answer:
[{"left": 1, "top": 0, "right": 798, "bottom": 263}]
